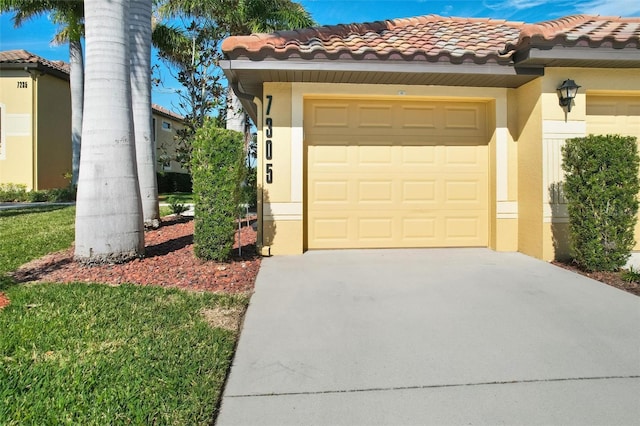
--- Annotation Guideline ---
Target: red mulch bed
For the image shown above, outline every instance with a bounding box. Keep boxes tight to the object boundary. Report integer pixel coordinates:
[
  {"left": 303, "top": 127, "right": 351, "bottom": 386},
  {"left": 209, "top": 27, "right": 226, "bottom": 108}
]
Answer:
[
  {"left": 9, "top": 216, "right": 261, "bottom": 296},
  {"left": 552, "top": 261, "right": 640, "bottom": 296},
  {"left": 0, "top": 293, "right": 9, "bottom": 310}
]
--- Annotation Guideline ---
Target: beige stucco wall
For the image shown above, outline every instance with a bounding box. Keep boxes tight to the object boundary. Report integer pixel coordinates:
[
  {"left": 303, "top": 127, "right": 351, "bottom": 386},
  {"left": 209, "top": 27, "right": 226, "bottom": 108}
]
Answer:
[
  {"left": 258, "top": 81, "right": 517, "bottom": 255},
  {"left": 539, "top": 68, "right": 640, "bottom": 261},
  {"left": 257, "top": 69, "right": 639, "bottom": 259},
  {"left": 153, "top": 112, "right": 188, "bottom": 174},
  {"left": 512, "top": 79, "right": 544, "bottom": 259},
  {"left": 36, "top": 73, "right": 72, "bottom": 190},
  {"left": 0, "top": 70, "right": 34, "bottom": 189}
]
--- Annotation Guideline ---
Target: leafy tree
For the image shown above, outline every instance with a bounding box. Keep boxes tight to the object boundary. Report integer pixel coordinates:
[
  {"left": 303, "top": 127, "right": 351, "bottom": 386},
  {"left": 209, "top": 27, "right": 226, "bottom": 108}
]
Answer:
[
  {"left": 153, "top": 18, "right": 226, "bottom": 169},
  {"left": 562, "top": 134, "right": 640, "bottom": 271},
  {"left": 154, "top": 0, "right": 315, "bottom": 166}
]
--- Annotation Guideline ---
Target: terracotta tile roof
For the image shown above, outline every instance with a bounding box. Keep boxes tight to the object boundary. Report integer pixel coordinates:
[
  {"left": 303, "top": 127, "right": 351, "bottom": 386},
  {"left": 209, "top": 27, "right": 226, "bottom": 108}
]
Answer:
[
  {"left": 222, "top": 14, "right": 640, "bottom": 63},
  {"left": 505, "top": 15, "right": 640, "bottom": 52},
  {"left": 0, "top": 49, "right": 70, "bottom": 74},
  {"left": 152, "top": 103, "right": 184, "bottom": 122},
  {"left": 222, "top": 15, "right": 523, "bottom": 64}
]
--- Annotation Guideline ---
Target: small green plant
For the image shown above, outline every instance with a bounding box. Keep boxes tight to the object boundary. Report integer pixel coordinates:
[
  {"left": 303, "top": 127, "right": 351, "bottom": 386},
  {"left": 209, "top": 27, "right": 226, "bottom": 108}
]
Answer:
[
  {"left": 167, "top": 196, "right": 189, "bottom": 216},
  {"left": 621, "top": 266, "right": 640, "bottom": 283},
  {"left": 27, "top": 190, "right": 49, "bottom": 202},
  {"left": 191, "top": 120, "right": 244, "bottom": 261},
  {"left": 562, "top": 134, "right": 640, "bottom": 272},
  {"left": 0, "top": 183, "right": 76, "bottom": 203},
  {"left": 0, "top": 183, "right": 28, "bottom": 202}
]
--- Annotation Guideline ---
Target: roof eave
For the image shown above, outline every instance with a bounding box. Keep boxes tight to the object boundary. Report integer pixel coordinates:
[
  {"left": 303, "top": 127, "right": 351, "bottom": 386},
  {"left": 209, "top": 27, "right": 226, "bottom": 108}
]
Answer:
[
  {"left": 221, "top": 58, "right": 543, "bottom": 122},
  {"left": 514, "top": 46, "right": 640, "bottom": 68},
  {"left": 0, "top": 62, "right": 70, "bottom": 81}
]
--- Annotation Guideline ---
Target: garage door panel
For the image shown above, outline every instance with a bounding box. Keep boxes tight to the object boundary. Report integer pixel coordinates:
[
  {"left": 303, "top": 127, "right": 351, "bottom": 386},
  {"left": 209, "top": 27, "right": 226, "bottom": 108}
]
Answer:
[
  {"left": 305, "top": 98, "right": 488, "bottom": 249},
  {"left": 312, "top": 180, "right": 349, "bottom": 203},
  {"left": 401, "top": 145, "right": 436, "bottom": 164},
  {"left": 402, "top": 218, "right": 437, "bottom": 240},
  {"left": 445, "top": 216, "right": 486, "bottom": 242},
  {"left": 358, "top": 218, "right": 394, "bottom": 240},
  {"left": 312, "top": 218, "right": 349, "bottom": 242},
  {"left": 445, "top": 145, "right": 482, "bottom": 165},
  {"left": 400, "top": 106, "right": 437, "bottom": 129},
  {"left": 311, "top": 144, "right": 349, "bottom": 166},
  {"left": 357, "top": 145, "right": 393, "bottom": 165},
  {"left": 358, "top": 180, "right": 393, "bottom": 202},
  {"left": 444, "top": 179, "right": 486, "bottom": 205},
  {"left": 312, "top": 104, "right": 350, "bottom": 128},
  {"left": 402, "top": 180, "right": 437, "bottom": 203},
  {"left": 444, "top": 106, "right": 483, "bottom": 130},
  {"left": 357, "top": 105, "right": 394, "bottom": 128}
]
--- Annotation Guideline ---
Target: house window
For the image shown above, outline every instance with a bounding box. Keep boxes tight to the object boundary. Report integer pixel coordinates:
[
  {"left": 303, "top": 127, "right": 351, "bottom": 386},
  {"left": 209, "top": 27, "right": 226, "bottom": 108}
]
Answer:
[
  {"left": 0, "top": 103, "right": 5, "bottom": 160},
  {"left": 162, "top": 120, "right": 171, "bottom": 131},
  {"left": 152, "top": 117, "right": 156, "bottom": 144},
  {"left": 163, "top": 159, "right": 172, "bottom": 171}
]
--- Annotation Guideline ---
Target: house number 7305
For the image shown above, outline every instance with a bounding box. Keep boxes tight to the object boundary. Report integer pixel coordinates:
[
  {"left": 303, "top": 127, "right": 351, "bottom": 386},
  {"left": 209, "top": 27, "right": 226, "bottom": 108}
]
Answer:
[{"left": 265, "top": 95, "right": 274, "bottom": 184}]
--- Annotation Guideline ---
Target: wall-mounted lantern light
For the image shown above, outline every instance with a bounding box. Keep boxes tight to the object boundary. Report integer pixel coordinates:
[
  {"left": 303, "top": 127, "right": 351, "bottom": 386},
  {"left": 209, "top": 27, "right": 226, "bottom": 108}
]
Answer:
[{"left": 557, "top": 79, "right": 581, "bottom": 112}]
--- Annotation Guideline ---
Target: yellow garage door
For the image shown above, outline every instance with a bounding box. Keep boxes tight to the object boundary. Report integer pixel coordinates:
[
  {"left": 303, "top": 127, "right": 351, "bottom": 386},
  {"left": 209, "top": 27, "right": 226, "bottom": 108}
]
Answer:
[
  {"left": 587, "top": 95, "right": 640, "bottom": 138},
  {"left": 305, "top": 98, "right": 489, "bottom": 249},
  {"left": 587, "top": 95, "right": 640, "bottom": 248}
]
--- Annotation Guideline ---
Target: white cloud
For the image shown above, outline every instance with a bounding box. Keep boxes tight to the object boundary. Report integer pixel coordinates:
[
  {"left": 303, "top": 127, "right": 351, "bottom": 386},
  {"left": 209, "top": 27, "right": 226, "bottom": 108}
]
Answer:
[
  {"left": 577, "top": 0, "right": 640, "bottom": 16},
  {"left": 483, "top": 0, "right": 552, "bottom": 11}
]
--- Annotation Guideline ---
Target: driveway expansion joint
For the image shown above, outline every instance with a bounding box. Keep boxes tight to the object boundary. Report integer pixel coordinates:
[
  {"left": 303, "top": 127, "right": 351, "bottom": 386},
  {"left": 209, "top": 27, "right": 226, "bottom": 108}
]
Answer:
[{"left": 225, "top": 375, "right": 640, "bottom": 398}]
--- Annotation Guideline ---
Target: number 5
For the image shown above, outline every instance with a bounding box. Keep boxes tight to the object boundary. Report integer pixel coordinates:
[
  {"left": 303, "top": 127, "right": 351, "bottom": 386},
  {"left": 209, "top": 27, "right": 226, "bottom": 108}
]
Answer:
[{"left": 266, "top": 163, "right": 273, "bottom": 184}]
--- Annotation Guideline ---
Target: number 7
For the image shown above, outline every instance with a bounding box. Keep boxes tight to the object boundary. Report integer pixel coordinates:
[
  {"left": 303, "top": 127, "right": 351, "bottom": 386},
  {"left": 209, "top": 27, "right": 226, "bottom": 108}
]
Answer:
[{"left": 266, "top": 95, "right": 273, "bottom": 116}]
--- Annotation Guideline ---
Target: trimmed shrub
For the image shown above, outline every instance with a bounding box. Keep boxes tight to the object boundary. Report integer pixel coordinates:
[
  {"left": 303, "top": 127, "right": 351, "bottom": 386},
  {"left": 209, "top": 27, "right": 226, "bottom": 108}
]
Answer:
[
  {"left": 28, "top": 190, "right": 49, "bottom": 202},
  {"left": 0, "top": 183, "right": 75, "bottom": 203},
  {"left": 191, "top": 120, "right": 245, "bottom": 261},
  {"left": 562, "top": 134, "right": 640, "bottom": 271},
  {"left": 0, "top": 183, "right": 28, "bottom": 202}
]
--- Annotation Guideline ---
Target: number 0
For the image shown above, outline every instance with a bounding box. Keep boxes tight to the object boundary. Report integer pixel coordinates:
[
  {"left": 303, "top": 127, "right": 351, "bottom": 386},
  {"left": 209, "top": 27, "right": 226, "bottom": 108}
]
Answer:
[{"left": 265, "top": 140, "right": 273, "bottom": 160}]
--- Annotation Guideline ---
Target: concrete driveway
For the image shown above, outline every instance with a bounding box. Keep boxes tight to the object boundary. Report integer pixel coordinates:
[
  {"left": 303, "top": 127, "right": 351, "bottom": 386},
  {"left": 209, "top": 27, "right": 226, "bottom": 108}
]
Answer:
[{"left": 217, "top": 249, "right": 640, "bottom": 425}]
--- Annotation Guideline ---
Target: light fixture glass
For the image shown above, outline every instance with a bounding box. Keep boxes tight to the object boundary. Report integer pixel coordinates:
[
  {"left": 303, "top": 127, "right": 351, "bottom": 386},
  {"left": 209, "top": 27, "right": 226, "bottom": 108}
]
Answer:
[{"left": 557, "top": 79, "right": 581, "bottom": 112}]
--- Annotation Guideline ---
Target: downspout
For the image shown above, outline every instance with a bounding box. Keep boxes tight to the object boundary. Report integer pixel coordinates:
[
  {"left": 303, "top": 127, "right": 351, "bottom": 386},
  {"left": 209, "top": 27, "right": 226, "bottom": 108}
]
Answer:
[
  {"left": 229, "top": 81, "right": 267, "bottom": 255},
  {"left": 25, "top": 67, "right": 41, "bottom": 191}
]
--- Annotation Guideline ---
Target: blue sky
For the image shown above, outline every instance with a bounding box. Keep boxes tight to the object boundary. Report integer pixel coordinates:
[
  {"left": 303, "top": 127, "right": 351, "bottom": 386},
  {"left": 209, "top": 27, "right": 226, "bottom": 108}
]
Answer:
[{"left": 1, "top": 0, "right": 638, "bottom": 110}]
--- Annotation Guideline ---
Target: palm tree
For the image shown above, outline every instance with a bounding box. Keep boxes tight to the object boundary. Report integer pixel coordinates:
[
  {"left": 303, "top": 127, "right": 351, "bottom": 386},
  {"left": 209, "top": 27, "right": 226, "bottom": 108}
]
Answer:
[
  {"left": 0, "top": 0, "right": 85, "bottom": 186},
  {"left": 158, "top": 0, "right": 314, "bottom": 132},
  {"left": 223, "top": 0, "right": 314, "bottom": 133},
  {"left": 130, "top": 0, "right": 160, "bottom": 228},
  {"left": 75, "top": 0, "right": 145, "bottom": 262}
]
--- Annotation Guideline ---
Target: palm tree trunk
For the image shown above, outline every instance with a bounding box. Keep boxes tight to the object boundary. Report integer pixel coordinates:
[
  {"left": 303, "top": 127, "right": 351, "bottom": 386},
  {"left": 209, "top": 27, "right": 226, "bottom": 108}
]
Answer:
[
  {"left": 130, "top": 0, "right": 159, "bottom": 228},
  {"left": 226, "top": 87, "right": 245, "bottom": 133},
  {"left": 69, "top": 39, "right": 83, "bottom": 187},
  {"left": 75, "top": 0, "right": 144, "bottom": 263}
]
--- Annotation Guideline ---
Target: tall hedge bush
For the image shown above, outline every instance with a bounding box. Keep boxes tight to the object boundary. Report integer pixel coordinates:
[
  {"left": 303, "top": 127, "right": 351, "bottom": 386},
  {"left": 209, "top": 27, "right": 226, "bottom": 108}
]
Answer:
[
  {"left": 562, "top": 134, "right": 639, "bottom": 271},
  {"left": 191, "top": 120, "right": 245, "bottom": 261}
]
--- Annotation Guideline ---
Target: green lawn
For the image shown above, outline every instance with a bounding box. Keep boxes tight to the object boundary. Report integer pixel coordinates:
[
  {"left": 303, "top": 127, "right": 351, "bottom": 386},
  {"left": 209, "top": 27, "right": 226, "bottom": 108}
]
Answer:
[
  {"left": 0, "top": 206, "right": 76, "bottom": 275},
  {"left": 0, "top": 206, "right": 247, "bottom": 425},
  {"left": 158, "top": 192, "right": 194, "bottom": 204}
]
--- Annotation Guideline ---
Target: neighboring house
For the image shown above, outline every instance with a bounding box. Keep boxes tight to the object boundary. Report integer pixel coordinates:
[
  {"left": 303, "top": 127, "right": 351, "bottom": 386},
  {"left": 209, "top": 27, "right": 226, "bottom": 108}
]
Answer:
[
  {"left": 0, "top": 50, "right": 187, "bottom": 191},
  {"left": 221, "top": 14, "right": 640, "bottom": 262},
  {"left": 152, "top": 103, "right": 187, "bottom": 174},
  {"left": 0, "top": 49, "right": 71, "bottom": 190}
]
